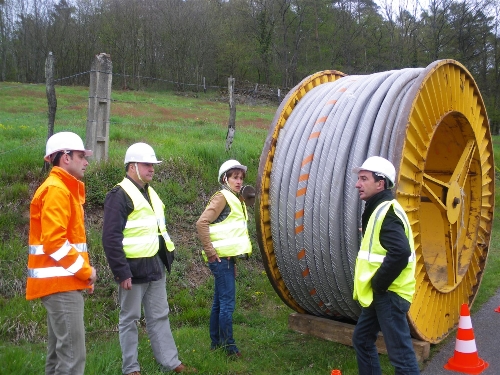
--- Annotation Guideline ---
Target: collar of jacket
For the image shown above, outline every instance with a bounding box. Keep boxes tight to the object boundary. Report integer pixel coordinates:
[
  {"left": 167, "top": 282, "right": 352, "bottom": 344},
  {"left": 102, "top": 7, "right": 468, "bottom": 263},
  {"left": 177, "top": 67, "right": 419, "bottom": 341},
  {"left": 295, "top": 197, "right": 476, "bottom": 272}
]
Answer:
[
  {"left": 221, "top": 185, "right": 243, "bottom": 201},
  {"left": 362, "top": 189, "right": 394, "bottom": 232},
  {"left": 126, "top": 174, "right": 149, "bottom": 192},
  {"left": 50, "top": 166, "right": 86, "bottom": 205}
]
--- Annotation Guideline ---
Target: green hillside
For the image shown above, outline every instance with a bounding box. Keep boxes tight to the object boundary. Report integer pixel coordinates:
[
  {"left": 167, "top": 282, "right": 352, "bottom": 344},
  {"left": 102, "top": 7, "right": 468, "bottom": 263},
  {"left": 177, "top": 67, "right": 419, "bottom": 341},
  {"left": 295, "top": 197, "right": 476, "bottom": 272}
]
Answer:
[{"left": 1, "top": 82, "right": 499, "bottom": 375}]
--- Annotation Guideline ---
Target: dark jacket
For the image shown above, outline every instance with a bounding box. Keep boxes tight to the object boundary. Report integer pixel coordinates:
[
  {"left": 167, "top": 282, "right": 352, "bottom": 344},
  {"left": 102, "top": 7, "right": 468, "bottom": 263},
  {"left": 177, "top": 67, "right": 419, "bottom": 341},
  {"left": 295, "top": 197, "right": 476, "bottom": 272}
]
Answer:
[
  {"left": 102, "top": 176, "right": 174, "bottom": 284},
  {"left": 361, "top": 189, "right": 412, "bottom": 293}
]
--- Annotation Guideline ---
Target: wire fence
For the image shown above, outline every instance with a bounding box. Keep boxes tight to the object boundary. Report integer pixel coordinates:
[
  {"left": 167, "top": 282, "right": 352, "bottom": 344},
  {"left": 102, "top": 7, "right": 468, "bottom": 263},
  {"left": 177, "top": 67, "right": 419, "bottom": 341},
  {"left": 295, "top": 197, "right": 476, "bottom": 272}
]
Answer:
[
  {"left": 0, "top": 69, "right": 284, "bottom": 155},
  {"left": 51, "top": 69, "right": 287, "bottom": 100}
]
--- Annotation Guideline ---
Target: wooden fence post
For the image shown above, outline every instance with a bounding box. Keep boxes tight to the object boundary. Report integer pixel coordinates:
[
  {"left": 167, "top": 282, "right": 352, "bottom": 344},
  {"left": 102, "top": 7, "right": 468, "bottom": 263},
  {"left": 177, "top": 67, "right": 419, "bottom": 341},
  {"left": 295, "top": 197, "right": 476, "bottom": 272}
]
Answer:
[
  {"left": 44, "top": 51, "right": 56, "bottom": 171},
  {"left": 225, "top": 76, "right": 236, "bottom": 151},
  {"left": 86, "top": 53, "right": 112, "bottom": 162}
]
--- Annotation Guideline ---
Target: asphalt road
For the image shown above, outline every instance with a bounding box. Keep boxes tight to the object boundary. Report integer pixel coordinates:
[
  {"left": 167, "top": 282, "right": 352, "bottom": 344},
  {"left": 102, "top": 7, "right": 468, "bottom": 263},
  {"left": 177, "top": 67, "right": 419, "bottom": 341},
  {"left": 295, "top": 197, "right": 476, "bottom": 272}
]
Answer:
[{"left": 420, "top": 287, "right": 500, "bottom": 375}]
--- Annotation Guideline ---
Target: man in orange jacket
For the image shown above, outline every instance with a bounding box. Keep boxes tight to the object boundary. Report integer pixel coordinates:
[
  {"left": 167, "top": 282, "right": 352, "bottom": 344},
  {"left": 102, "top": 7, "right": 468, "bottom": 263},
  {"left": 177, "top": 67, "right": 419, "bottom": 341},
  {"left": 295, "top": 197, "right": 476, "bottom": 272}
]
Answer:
[{"left": 26, "top": 131, "right": 97, "bottom": 375}]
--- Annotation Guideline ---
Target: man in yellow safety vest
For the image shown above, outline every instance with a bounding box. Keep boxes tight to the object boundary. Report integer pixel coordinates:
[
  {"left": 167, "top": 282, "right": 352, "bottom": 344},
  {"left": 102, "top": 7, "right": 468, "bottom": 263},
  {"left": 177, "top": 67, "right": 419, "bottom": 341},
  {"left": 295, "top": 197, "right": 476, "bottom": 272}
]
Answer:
[
  {"left": 102, "top": 142, "right": 195, "bottom": 374},
  {"left": 352, "top": 156, "right": 419, "bottom": 375}
]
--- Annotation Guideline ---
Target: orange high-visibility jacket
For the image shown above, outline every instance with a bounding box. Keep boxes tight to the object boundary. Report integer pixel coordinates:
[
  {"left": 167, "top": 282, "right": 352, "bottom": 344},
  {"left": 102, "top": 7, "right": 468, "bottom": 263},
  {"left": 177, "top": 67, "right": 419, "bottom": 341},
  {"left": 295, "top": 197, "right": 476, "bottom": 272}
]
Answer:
[{"left": 26, "top": 166, "right": 92, "bottom": 300}]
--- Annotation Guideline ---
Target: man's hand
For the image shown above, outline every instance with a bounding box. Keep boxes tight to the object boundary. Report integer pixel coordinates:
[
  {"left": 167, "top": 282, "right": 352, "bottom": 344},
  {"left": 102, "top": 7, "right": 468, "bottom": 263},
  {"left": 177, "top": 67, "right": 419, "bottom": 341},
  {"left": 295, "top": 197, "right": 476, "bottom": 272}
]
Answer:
[
  {"left": 86, "top": 267, "right": 97, "bottom": 294},
  {"left": 87, "top": 266, "right": 97, "bottom": 285},
  {"left": 208, "top": 254, "right": 221, "bottom": 263},
  {"left": 120, "top": 278, "right": 132, "bottom": 290}
]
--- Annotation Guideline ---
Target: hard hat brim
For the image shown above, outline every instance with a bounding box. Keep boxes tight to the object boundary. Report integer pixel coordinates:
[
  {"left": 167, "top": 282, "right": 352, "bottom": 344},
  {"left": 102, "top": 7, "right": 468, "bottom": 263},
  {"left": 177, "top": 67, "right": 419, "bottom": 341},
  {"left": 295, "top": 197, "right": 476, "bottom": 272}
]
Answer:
[
  {"left": 230, "top": 164, "right": 247, "bottom": 172},
  {"left": 352, "top": 166, "right": 365, "bottom": 174},
  {"left": 44, "top": 148, "right": 93, "bottom": 162},
  {"left": 124, "top": 160, "right": 162, "bottom": 165}
]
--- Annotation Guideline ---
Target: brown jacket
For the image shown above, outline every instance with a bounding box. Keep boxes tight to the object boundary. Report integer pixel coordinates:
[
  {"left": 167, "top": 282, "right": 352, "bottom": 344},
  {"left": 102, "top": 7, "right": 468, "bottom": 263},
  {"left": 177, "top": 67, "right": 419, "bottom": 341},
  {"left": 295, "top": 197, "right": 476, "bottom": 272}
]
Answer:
[{"left": 196, "top": 192, "right": 228, "bottom": 259}]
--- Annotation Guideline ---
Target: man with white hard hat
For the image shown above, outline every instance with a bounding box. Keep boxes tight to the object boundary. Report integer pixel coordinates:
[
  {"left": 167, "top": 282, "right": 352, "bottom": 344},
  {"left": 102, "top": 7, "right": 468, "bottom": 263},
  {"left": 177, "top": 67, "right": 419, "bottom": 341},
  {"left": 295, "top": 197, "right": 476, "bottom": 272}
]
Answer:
[
  {"left": 26, "top": 131, "right": 97, "bottom": 375},
  {"left": 351, "top": 156, "right": 419, "bottom": 375},
  {"left": 102, "top": 142, "right": 196, "bottom": 374}
]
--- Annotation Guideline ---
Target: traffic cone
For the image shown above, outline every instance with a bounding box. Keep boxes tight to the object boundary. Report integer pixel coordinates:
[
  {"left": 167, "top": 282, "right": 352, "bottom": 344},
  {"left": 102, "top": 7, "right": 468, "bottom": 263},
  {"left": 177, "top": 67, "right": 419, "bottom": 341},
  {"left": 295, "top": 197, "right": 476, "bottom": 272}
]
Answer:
[
  {"left": 444, "top": 303, "right": 488, "bottom": 374},
  {"left": 495, "top": 306, "right": 500, "bottom": 313},
  {"left": 330, "top": 370, "right": 341, "bottom": 375}
]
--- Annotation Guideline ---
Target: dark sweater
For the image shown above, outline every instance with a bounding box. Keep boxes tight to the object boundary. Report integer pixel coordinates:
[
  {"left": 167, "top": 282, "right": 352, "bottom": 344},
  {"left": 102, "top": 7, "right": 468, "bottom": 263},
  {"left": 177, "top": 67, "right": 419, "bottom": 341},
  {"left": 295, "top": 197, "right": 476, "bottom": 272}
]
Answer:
[
  {"left": 102, "top": 176, "right": 173, "bottom": 284},
  {"left": 361, "top": 189, "right": 412, "bottom": 293}
]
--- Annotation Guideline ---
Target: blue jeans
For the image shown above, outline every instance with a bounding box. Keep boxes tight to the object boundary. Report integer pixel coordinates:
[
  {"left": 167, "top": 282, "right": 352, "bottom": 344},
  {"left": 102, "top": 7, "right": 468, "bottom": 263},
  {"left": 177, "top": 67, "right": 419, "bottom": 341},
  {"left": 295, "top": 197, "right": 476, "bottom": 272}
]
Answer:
[
  {"left": 208, "top": 257, "right": 238, "bottom": 354},
  {"left": 352, "top": 291, "right": 420, "bottom": 375}
]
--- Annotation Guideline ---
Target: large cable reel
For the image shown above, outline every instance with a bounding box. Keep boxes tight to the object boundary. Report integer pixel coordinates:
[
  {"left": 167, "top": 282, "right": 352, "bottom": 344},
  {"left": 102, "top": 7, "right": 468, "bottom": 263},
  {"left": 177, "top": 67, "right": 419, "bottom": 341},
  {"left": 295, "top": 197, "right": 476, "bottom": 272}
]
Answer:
[{"left": 255, "top": 60, "right": 494, "bottom": 344}]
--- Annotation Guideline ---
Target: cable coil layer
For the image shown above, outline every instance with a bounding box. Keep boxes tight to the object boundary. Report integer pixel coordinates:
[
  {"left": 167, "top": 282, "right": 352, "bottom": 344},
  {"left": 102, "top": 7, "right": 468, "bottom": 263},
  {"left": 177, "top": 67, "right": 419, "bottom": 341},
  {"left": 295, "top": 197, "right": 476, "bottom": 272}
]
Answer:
[{"left": 255, "top": 60, "right": 494, "bottom": 343}]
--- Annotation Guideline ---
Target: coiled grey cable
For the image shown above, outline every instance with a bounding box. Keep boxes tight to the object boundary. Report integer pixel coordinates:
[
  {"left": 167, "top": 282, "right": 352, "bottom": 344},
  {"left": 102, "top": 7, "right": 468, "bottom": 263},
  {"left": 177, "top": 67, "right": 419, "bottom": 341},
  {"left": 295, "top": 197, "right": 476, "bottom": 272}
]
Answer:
[{"left": 270, "top": 68, "right": 424, "bottom": 319}]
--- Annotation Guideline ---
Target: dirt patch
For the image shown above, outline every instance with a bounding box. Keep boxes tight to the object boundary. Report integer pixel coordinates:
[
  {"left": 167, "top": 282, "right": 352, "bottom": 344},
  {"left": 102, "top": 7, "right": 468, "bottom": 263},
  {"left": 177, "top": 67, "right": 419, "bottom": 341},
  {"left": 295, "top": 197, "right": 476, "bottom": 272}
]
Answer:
[
  {"left": 67, "top": 104, "right": 86, "bottom": 111},
  {"left": 239, "top": 118, "right": 272, "bottom": 130},
  {"left": 111, "top": 103, "right": 149, "bottom": 118},
  {"left": 185, "top": 259, "right": 212, "bottom": 289}
]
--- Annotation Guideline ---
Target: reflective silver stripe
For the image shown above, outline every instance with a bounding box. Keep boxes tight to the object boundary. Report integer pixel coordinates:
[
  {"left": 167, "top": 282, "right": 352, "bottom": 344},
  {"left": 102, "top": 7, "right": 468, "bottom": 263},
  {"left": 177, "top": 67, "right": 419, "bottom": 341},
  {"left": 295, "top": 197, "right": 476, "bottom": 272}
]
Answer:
[
  {"left": 75, "top": 243, "right": 87, "bottom": 252},
  {"left": 29, "top": 243, "right": 88, "bottom": 255},
  {"left": 357, "top": 250, "right": 385, "bottom": 263},
  {"left": 212, "top": 237, "right": 248, "bottom": 248},
  {"left": 29, "top": 245, "right": 45, "bottom": 255},
  {"left": 122, "top": 235, "right": 157, "bottom": 245},
  {"left": 394, "top": 206, "right": 411, "bottom": 231},
  {"left": 67, "top": 255, "right": 85, "bottom": 274},
  {"left": 357, "top": 250, "right": 416, "bottom": 263},
  {"left": 161, "top": 232, "right": 172, "bottom": 241},
  {"left": 28, "top": 266, "right": 74, "bottom": 278},
  {"left": 124, "top": 218, "right": 157, "bottom": 229},
  {"left": 209, "top": 221, "right": 247, "bottom": 234},
  {"left": 368, "top": 201, "right": 392, "bottom": 253},
  {"left": 50, "top": 240, "right": 73, "bottom": 261},
  {"left": 27, "top": 256, "right": 87, "bottom": 278},
  {"left": 393, "top": 205, "right": 416, "bottom": 262}
]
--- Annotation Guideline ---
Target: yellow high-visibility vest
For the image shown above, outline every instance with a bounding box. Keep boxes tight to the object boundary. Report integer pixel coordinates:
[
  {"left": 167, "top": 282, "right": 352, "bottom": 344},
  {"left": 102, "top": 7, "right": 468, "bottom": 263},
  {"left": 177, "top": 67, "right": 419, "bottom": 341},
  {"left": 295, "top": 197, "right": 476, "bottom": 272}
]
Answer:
[
  {"left": 207, "top": 189, "right": 252, "bottom": 259},
  {"left": 353, "top": 199, "right": 416, "bottom": 307},
  {"left": 119, "top": 178, "right": 175, "bottom": 258}
]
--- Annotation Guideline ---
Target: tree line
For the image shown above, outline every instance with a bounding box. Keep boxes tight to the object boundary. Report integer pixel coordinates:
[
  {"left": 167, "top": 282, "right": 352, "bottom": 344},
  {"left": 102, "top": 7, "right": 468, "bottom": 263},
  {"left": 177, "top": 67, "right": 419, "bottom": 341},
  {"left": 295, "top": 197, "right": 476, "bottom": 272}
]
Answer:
[{"left": 1, "top": 0, "right": 499, "bottom": 129}]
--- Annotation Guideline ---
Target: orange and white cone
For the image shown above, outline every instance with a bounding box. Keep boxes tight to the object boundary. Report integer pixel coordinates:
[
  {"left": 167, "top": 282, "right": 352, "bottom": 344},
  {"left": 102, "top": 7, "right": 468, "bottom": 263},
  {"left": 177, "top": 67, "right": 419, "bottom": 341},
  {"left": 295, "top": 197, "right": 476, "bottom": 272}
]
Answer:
[
  {"left": 444, "top": 303, "right": 488, "bottom": 374},
  {"left": 495, "top": 306, "right": 500, "bottom": 313}
]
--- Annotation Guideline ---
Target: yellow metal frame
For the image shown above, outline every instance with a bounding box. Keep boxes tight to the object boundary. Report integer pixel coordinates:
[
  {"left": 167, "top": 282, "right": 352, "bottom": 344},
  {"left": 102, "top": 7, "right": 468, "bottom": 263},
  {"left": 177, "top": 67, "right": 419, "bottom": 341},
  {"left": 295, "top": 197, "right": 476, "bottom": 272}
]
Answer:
[{"left": 394, "top": 60, "right": 494, "bottom": 343}]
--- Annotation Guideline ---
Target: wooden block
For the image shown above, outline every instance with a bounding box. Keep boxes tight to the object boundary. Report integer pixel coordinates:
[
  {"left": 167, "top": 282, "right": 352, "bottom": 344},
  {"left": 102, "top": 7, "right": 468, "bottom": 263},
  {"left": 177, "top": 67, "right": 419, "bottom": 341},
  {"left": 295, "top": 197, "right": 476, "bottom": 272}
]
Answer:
[{"left": 288, "top": 313, "right": 430, "bottom": 362}]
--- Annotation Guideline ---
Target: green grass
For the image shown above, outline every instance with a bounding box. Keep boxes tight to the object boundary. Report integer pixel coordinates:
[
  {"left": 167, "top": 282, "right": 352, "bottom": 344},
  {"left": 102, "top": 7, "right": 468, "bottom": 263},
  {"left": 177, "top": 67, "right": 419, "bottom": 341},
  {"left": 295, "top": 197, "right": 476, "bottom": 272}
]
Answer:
[{"left": 0, "top": 81, "right": 499, "bottom": 375}]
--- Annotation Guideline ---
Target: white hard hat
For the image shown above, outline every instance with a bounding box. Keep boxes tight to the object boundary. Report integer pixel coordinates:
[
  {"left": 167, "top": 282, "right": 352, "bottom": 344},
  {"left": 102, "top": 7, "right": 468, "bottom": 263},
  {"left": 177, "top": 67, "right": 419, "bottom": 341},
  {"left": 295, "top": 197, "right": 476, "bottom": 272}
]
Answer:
[
  {"left": 218, "top": 159, "right": 247, "bottom": 182},
  {"left": 44, "top": 132, "right": 92, "bottom": 162},
  {"left": 124, "top": 142, "right": 161, "bottom": 164},
  {"left": 352, "top": 156, "right": 396, "bottom": 188}
]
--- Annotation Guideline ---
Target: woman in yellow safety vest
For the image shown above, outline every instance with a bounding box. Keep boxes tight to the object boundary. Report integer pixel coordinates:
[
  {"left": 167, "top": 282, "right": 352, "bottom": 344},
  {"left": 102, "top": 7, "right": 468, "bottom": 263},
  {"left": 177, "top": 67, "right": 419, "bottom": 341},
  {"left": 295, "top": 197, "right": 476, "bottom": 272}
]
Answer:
[{"left": 196, "top": 159, "right": 252, "bottom": 358}]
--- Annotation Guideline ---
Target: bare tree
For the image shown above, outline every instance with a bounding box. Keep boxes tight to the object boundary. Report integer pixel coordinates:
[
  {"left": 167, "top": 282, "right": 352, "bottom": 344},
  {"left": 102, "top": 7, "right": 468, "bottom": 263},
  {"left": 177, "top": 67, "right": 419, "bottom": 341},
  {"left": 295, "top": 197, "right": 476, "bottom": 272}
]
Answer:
[{"left": 418, "top": 0, "right": 455, "bottom": 61}]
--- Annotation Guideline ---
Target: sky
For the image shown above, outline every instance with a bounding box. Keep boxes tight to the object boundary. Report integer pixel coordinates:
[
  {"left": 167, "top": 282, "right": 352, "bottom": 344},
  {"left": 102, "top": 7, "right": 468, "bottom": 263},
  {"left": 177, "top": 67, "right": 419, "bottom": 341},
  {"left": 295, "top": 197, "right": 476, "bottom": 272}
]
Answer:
[{"left": 374, "top": 0, "right": 430, "bottom": 14}]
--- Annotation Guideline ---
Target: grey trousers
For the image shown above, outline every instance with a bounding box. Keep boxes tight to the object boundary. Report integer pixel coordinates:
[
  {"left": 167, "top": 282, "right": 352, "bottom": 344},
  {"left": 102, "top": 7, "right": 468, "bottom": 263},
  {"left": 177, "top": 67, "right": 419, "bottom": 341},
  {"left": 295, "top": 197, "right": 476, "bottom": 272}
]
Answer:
[
  {"left": 118, "top": 275, "right": 181, "bottom": 374},
  {"left": 41, "top": 291, "right": 86, "bottom": 375}
]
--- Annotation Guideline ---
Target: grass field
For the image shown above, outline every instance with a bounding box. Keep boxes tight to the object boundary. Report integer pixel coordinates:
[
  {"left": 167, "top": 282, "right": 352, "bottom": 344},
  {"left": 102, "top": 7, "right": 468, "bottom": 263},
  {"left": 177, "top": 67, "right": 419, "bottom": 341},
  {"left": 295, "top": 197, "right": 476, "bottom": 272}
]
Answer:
[{"left": 0, "top": 82, "right": 499, "bottom": 375}]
